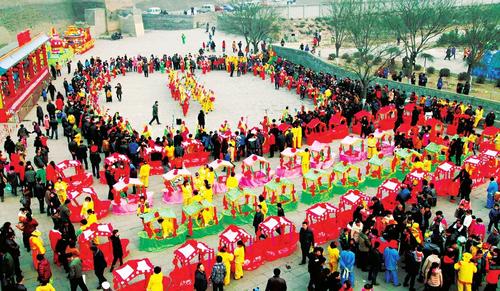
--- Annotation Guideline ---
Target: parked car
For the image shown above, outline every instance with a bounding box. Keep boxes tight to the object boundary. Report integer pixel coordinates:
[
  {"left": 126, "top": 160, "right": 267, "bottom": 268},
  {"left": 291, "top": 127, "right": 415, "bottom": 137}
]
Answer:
[
  {"left": 223, "top": 4, "right": 235, "bottom": 11},
  {"left": 144, "top": 7, "right": 161, "bottom": 15},
  {"left": 198, "top": 4, "right": 215, "bottom": 13}
]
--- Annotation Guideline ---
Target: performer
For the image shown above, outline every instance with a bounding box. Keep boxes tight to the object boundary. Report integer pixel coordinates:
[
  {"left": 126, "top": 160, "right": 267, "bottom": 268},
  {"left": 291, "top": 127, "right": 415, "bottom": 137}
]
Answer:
[
  {"left": 30, "top": 230, "right": 46, "bottom": 269},
  {"left": 218, "top": 247, "right": 234, "bottom": 285},
  {"left": 299, "top": 148, "right": 311, "bottom": 175},
  {"left": 234, "top": 240, "right": 245, "bottom": 280},
  {"left": 367, "top": 134, "right": 378, "bottom": 159},
  {"left": 139, "top": 161, "right": 151, "bottom": 188}
]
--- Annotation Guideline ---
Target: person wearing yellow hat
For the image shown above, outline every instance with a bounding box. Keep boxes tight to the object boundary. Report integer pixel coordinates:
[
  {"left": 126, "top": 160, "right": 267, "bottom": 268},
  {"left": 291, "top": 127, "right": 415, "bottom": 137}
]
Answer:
[{"left": 30, "top": 230, "right": 46, "bottom": 269}]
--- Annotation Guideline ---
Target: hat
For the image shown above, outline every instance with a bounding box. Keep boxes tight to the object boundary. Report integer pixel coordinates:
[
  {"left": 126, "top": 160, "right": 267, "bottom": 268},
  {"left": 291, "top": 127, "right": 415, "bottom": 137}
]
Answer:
[
  {"left": 90, "top": 145, "right": 98, "bottom": 153},
  {"left": 101, "top": 281, "right": 110, "bottom": 289}
]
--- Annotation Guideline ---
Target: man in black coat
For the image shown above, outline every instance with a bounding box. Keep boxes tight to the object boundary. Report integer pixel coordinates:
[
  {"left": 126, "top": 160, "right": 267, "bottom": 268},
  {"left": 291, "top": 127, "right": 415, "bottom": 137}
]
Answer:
[
  {"left": 197, "top": 110, "right": 205, "bottom": 129},
  {"left": 104, "top": 165, "right": 115, "bottom": 200},
  {"left": 252, "top": 205, "right": 264, "bottom": 234},
  {"left": 265, "top": 268, "right": 287, "bottom": 291},
  {"left": 307, "top": 247, "right": 326, "bottom": 290},
  {"left": 109, "top": 230, "right": 123, "bottom": 272},
  {"left": 368, "top": 241, "right": 382, "bottom": 286},
  {"left": 46, "top": 100, "right": 56, "bottom": 119},
  {"left": 76, "top": 143, "right": 88, "bottom": 170},
  {"left": 36, "top": 104, "right": 44, "bottom": 125},
  {"left": 299, "top": 221, "right": 315, "bottom": 265},
  {"left": 89, "top": 145, "right": 101, "bottom": 178},
  {"left": 90, "top": 246, "right": 107, "bottom": 289}
]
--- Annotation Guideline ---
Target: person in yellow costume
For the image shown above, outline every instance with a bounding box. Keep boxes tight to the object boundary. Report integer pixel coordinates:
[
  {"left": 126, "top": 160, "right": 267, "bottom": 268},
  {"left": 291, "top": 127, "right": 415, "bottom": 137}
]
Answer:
[
  {"left": 226, "top": 172, "right": 239, "bottom": 190},
  {"left": 73, "top": 132, "right": 81, "bottom": 145},
  {"left": 136, "top": 196, "right": 150, "bottom": 216},
  {"left": 193, "top": 172, "right": 204, "bottom": 191},
  {"left": 35, "top": 282, "right": 56, "bottom": 291},
  {"left": 411, "top": 157, "right": 424, "bottom": 171},
  {"left": 299, "top": 148, "right": 311, "bottom": 174},
  {"left": 423, "top": 155, "right": 432, "bottom": 172},
  {"left": 201, "top": 207, "right": 214, "bottom": 226},
  {"left": 454, "top": 252, "right": 477, "bottom": 291},
  {"left": 327, "top": 241, "right": 340, "bottom": 272},
  {"left": 206, "top": 168, "right": 215, "bottom": 186},
  {"left": 181, "top": 180, "right": 193, "bottom": 205},
  {"left": 495, "top": 133, "right": 500, "bottom": 151},
  {"left": 198, "top": 165, "right": 208, "bottom": 181},
  {"left": 202, "top": 182, "right": 213, "bottom": 203},
  {"left": 191, "top": 190, "right": 203, "bottom": 204},
  {"left": 147, "top": 266, "right": 164, "bottom": 291},
  {"left": 158, "top": 217, "right": 174, "bottom": 238},
  {"left": 258, "top": 195, "right": 268, "bottom": 218},
  {"left": 30, "top": 230, "right": 46, "bottom": 269},
  {"left": 86, "top": 209, "right": 98, "bottom": 226},
  {"left": 366, "top": 134, "right": 378, "bottom": 159},
  {"left": 218, "top": 247, "right": 234, "bottom": 285},
  {"left": 54, "top": 177, "right": 68, "bottom": 204},
  {"left": 473, "top": 106, "right": 483, "bottom": 127},
  {"left": 164, "top": 144, "right": 174, "bottom": 161},
  {"left": 142, "top": 125, "right": 151, "bottom": 139},
  {"left": 80, "top": 196, "right": 94, "bottom": 218},
  {"left": 67, "top": 114, "right": 76, "bottom": 126},
  {"left": 234, "top": 240, "right": 245, "bottom": 280},
  {"left": 139, "top": 162, "right": 151, "bottom": 188},
  {"left": 291, "top": 125, "right": 302, "bottom": 149}
]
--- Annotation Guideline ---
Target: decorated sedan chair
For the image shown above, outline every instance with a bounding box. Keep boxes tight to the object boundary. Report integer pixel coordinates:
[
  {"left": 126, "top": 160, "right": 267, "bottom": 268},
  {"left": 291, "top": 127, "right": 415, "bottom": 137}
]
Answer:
[
  {"left": 309, "top": 141, "right": 335, "bottom": 170},
  {"left": 305, "top": 202, "right": 340, "bottom": 245},
  {"left": 138, "top": 208, "right": 187, "bottom": 252},
  {"left": 111, "top": 178, "right": 154, "bottom": 215},
  {"left": 262, "top": 177, "right": 298, "bottom": 213},
  {"left": 208, "top": 159, "right": 235, "bottom": 194},
  {"left": 66, "top": 187, "right": 110, "bottom": 223},
  {"left": 238, "top": 154, "right": 273, "bottom": 188},
  {"left": 300, "top": 169, "right": 334, "bottom": 204},
  {"left": 169, "top": 240, "right": 215, "bottom": 291},
  {"left": 182, "top": 200, "right": 223, "bottom": 238},
  {"left": 254, "top": 216, "right": 298, "bottom": 262},
  {"left": 56, "top": 160, "right": 93, "bottom": 188},
  {"left": 78, "top": 223, "right": 130, "bottom": 271},
  {"left": 222, "top": 188, "right": 258, "bottom": 225},
  {"left": 112, "top": 258, "right": 171, "bottom": 291},
  {"left": 218, "top": 225, "right": 263, "bottom": 271},
  {"left": 276, "top": 147, "right": 302, "bottom": 178},
  {"left": 338, "top": 136, "right": 367, "bottom": 163},
  {"left": 162, "top": 168, "right": 192, "bottom": 204}
]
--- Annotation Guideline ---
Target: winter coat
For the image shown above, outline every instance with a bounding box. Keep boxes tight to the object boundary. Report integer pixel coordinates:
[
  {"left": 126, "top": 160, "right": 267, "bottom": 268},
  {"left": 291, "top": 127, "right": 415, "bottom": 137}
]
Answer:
[{"left": 383, "top": 247, "right": 400, "bottom": 271}]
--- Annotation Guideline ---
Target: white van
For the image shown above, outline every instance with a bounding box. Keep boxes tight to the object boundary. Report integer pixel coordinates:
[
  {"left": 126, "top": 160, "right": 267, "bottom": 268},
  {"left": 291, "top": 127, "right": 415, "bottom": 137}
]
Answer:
[
  {"left": 145, "top": 7, "right": 161, "bottom": 15},
  {"left": 198, "top": 4, "right": 215, "bottom": 13}
]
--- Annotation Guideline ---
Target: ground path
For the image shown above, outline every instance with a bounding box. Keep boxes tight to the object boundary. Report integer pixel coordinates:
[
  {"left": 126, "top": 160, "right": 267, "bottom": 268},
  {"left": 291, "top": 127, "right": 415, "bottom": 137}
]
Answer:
[{"left": 7, "top": 29, "right": 492, "bottom": 290}]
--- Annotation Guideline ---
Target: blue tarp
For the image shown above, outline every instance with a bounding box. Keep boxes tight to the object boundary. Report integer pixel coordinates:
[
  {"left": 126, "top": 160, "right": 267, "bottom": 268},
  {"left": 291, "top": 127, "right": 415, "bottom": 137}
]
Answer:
[{"left": 472, "top": 50, "right": 500, "bottom": 80}]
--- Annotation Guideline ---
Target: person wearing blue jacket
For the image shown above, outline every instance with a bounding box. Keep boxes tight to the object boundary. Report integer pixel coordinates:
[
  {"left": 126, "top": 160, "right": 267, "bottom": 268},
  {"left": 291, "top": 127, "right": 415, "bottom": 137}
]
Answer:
[
  {"left": 486, "top": 177, "right": 499, "bottom": 209},
  {"left": 384, "top": 241, "right": 401, "bottom": 286},
  {"left": 339, "top": 246, "right": 355, "bottom": 286}
]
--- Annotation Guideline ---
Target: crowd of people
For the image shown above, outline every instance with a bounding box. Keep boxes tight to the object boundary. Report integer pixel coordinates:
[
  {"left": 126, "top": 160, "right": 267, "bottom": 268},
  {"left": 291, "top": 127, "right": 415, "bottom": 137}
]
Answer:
[{"left": 0, "top": 26, "right": 498, "bottom": 291}]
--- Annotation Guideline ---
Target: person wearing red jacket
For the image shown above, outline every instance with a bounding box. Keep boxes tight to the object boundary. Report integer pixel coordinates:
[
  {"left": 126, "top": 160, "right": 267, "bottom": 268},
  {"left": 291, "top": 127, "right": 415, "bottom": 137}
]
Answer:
[{"left": 36, "top": 254, "right": 52, "bottom": 284}]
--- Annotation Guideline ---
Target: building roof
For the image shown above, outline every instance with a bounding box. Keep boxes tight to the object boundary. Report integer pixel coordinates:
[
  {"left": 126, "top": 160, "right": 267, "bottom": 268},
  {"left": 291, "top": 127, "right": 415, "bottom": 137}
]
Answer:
[{"left": 0, "top": 33, "right": 49, "bottom": 75}]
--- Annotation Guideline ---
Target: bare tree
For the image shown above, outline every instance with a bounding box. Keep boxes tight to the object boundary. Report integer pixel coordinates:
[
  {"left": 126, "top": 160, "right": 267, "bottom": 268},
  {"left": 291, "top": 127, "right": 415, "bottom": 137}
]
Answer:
[
  {"left": 388, "top": 0, "right": 455, "bottom": 74},
  {"left": 344, "top": 1, "right": 401, "bottom": 99},
  {"left": 327, "top": 0, "right": 352, "bottom": 57},
  {"left": 218, "top": 1, "right": 281, "bottom": 53},
  {"left": 459, "top": 3, "right": 500, "bottom": 80}
]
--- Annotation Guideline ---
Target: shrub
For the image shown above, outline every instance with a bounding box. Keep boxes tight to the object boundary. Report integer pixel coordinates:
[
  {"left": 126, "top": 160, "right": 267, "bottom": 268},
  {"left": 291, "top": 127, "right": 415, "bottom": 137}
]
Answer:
[
  {"left": 458, "top": 72, "right": 469, "bottom": 81},
  {"left": 328, "top": 53, "right": 337, "bottom": 60},
  {"left": 414, "top": 64, "right": 422, "bottom": 71},
  {"left": 496, "top": 78, "right": 500, "bottom": 88},
  {"left": 345, "top": 57, "right": 352, "bottom": 64},
  {"left": 475, "top": 75, "right": 485, "bottom": 84},
  {"left": 426, "top": 66, "right": 436, "bottom": 74},
  {"left": 341, "top": 53, "right": 350, "bottom": 59},
  {"left": 439, "top": 68, "right": 451, "bottom": 77},
  {"left": 373, "top": 56, "right": 382, "bottom": 65}
]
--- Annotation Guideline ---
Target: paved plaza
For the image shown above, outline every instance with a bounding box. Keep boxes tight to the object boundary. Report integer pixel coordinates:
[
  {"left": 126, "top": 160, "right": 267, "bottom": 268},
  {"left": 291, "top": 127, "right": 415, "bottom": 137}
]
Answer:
[{"left": 5, "top": 29, "right": 493, "bottom": 290}]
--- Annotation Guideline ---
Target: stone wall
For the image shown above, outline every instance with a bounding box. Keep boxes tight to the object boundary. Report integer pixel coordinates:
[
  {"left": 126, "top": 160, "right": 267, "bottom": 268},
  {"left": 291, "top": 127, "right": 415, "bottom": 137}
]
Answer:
[
  {"left": 0, "top": 0, "right": 75, "bottom": 44},
  {"left": 272, "top": 46, "right": 500, "bottom": 125},
  {"left": 142, "top": 14, "right": 194, "bottom": 30}
]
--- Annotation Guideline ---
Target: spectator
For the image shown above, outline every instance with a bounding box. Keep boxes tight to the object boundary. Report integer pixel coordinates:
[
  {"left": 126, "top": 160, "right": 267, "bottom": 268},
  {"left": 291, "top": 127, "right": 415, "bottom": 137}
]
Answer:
[{"left": 265, "top": 268, "right": 287, "bottom": 291}]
